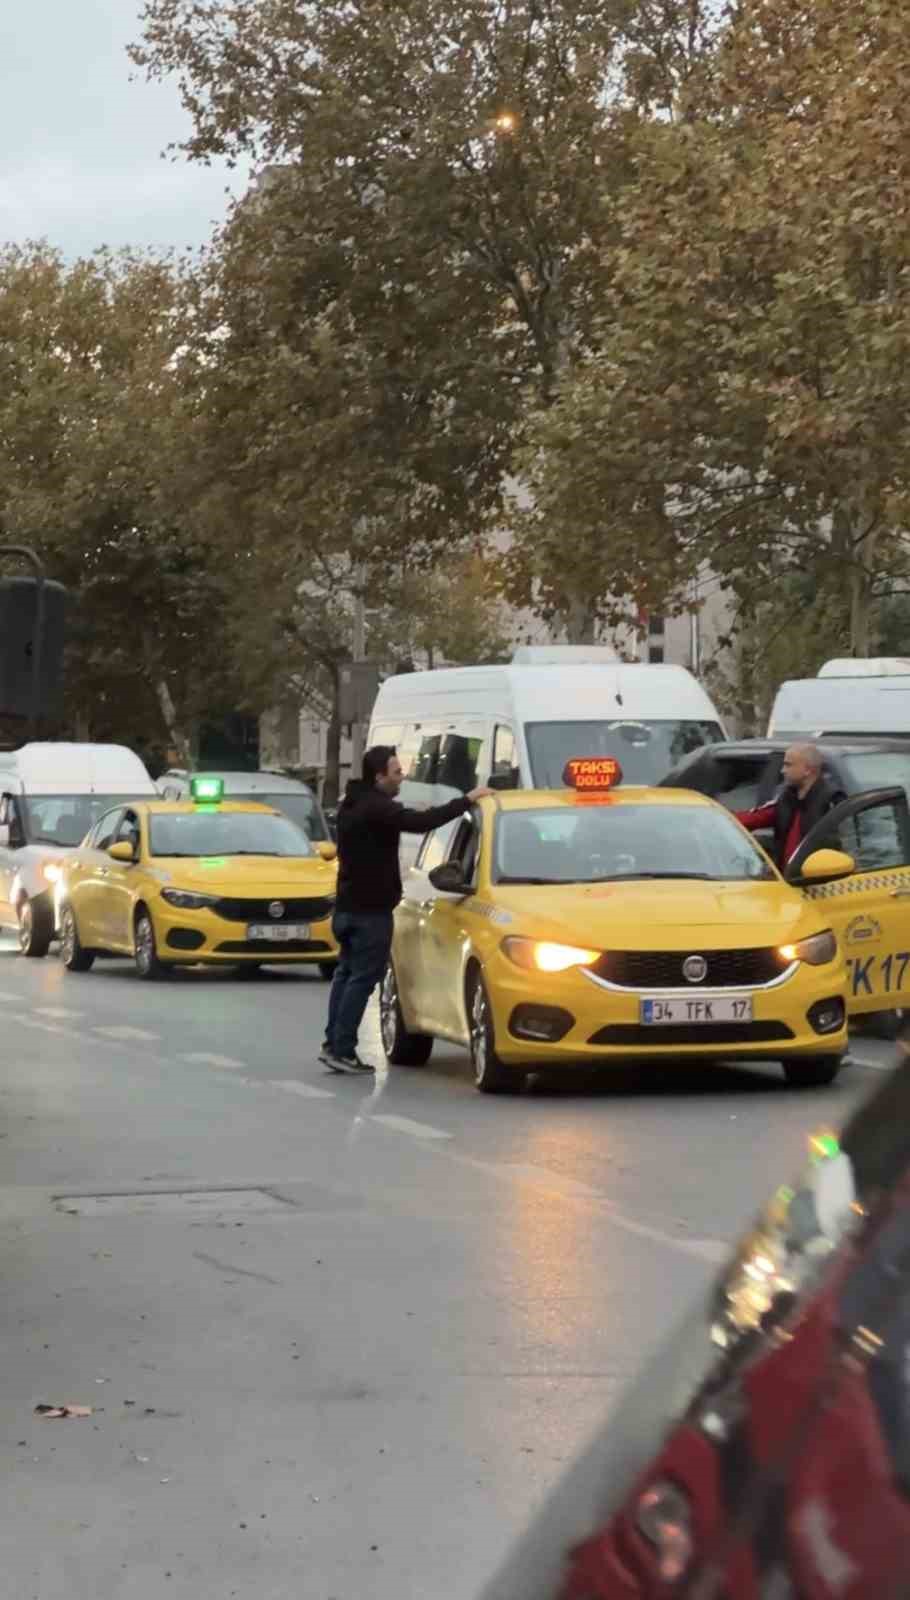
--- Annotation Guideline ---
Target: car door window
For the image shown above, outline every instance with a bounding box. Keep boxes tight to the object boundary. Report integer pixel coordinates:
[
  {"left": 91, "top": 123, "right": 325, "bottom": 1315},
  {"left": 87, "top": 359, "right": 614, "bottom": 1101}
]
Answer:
[
  {"left": 415, "top": 818, "right": 460, "bottom": 873},
  {"left": 91, "top": 809, "right": 125, "bottom": 852},
  {"left": 116, "top": 810, "right": 141, "bottom": 855},
  {"left": 447, "top": 814, "right": 481, "bottom": 887},
  {"left": 715, "top": 756, "right": 775, "bottom": 811},
  {"left": 840, "top": 801, "right": 910, "bottom": 873},
  {"left": 492, "top": 725, "right": 520, "bottom": 789}
]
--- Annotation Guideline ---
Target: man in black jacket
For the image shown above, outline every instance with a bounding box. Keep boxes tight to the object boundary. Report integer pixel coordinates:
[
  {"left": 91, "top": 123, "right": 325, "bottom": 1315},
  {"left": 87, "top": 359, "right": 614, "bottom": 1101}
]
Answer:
[
  {"left": 736, "top": 743, "right": 846, "bottom": 868},
  {"left": 321, "top": 745, "right": 492, "bottom": 1073}
]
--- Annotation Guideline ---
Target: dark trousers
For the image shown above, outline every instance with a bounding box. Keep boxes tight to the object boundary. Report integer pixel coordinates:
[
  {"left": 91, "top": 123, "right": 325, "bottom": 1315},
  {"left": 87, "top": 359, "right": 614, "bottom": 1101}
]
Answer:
[{"left": 326, "top": 910, "right": 394, "bottom": 1058}]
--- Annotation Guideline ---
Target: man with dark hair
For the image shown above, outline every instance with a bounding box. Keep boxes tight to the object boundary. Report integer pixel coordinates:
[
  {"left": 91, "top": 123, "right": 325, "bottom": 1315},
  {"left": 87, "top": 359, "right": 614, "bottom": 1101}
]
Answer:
[{"left": 321, "top": 745, "right": 492, "bottom": 1073}]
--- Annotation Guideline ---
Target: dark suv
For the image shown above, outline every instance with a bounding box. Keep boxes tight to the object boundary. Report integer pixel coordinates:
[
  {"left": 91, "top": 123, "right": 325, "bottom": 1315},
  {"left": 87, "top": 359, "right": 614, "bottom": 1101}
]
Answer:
[{"left": 660, "top": 736, "right": 910, "bottom": 819}]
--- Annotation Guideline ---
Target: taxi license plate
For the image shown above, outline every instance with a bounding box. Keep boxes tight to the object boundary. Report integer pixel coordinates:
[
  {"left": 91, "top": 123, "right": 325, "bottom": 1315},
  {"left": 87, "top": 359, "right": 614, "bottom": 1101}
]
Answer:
[
  {"left": 641, "top": 996, "right": 753, "bottom": 1026},
  {"left": 247, "top": 923, "right": 310, "bottom": 942}
]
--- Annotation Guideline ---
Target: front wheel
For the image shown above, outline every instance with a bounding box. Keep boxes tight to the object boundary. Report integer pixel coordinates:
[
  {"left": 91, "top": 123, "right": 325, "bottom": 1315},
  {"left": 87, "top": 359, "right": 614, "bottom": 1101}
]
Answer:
[
  {"left": 60, "top": 904, "right": 95, "bottom": 972},
  {"left": 18, "top": 896, "right": 53, "bottom": 958},
  {"left": 468, "top": 971, "right": 524, "bottom": 1094},
  {"left": 380, "top": 963, "right": 433, "bottom": 1066},
  {"left": 783, "top": 1055, "right": 842, "bottom": 1089},
  {"left": 134, "top": 910, "right": 168, "bottom": 980}
]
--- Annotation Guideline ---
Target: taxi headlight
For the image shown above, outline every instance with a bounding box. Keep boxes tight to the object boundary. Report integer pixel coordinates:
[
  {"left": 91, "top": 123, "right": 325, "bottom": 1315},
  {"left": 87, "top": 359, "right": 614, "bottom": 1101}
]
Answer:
[
  {"left": 161, "top": 889, "right": 220, "bottom": 910},
  {"left": 778, "top": 929, "right": 837, "bottom": 966},
  {"left": 42, "top": 862, "right": 63, "bottom": 884},
  {"left": 502, "top": 936, "right": 600, "bottom": 973}
]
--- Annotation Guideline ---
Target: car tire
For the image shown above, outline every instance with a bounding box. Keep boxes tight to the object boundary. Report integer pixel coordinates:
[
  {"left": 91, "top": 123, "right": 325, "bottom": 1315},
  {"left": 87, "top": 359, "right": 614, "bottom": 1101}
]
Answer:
[
  {"left": 468, "top": 970, "right": 524, "bottom": 1094},
  {"left": 18, "top": 896, "right": 53, "bottom": 959},
  {"left": 783, "top": 1055, "right": 843, "bottom": 1089},
  {"left": 134, "top": 909, "right": 168, "bottom": 980},
  {"left": 60, "top": 904, "right": 95, "bottom": 972},
  {"left": 318, "top": 961, "right": 337, "bottom": 983},
  {"left": 380, "top": 962, "right": 433, "bottom": 1066}
]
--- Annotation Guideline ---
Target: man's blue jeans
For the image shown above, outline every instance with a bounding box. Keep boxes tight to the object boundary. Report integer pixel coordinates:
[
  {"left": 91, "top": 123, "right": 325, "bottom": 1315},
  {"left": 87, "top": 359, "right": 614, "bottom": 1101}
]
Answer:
[{"left": 326, "top": 911, "right": 394, "bottom": 1059}]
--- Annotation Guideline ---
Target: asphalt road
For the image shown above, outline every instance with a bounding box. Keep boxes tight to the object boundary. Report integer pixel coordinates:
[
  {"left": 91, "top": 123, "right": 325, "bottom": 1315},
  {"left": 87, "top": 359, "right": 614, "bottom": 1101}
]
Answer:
[{"left": 0, "top": 934, "right": 895, "bottom": 1600}]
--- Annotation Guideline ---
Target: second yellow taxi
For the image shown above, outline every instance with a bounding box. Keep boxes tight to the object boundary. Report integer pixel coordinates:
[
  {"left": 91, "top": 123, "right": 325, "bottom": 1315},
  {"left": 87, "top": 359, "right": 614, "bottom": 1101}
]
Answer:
[
  {"left": 57, "top": 777, "right": 339, "bottom": 979},
  {"left": 380, "top": 763, "right": 910, "bottom": 1092}
]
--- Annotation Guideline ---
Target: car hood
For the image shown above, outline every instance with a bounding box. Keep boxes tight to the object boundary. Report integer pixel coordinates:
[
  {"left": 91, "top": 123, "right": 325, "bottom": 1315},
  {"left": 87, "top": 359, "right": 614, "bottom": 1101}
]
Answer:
[
  {"left": 150, "top": 855, "right": 337, "bottom": 897},
  {"left": 491, "top": 878, "right": 819, "bottom": 948}
]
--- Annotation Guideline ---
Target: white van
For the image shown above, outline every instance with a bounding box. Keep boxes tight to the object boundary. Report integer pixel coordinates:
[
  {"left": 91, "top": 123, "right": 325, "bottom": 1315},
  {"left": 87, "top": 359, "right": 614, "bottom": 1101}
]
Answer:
[
  {"left": 0, "top": 743, "right": 157, "bottom": 956},
  {"left": 769, "top": 674, "right": 910, "bottom": 740},
  {"left": 156, "top": 769, "right": 332, "bottom": 842},
  {"left": 367, "top": 657, "right": 725, "bottom": 862}
]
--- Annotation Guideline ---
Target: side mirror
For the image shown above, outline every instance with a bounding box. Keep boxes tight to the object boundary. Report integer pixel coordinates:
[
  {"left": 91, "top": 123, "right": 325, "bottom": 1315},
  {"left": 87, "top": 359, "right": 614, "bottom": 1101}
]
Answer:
[
  {"left": 108, "top": 841, "right": 136, "bottom": 864},
  {"left": 428, "top": 861, "right": 470, "bottom": 895},
  {"left": 792, "top": 848, "right": 855, "bottom": 886},
  {"left": 314, "top": 841, "right": 337, "bottom": 862}
]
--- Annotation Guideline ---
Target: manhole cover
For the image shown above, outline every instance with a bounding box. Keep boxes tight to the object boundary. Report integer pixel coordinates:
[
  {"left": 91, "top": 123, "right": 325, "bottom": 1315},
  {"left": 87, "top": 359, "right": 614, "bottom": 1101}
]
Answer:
[{"left": 56, "top": 1189, "right": 292, "bottom": 1218}]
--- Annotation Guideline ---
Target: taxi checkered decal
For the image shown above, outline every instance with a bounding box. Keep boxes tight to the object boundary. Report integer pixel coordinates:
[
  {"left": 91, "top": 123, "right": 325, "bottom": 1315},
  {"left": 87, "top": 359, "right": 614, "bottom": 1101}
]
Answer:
[{"left": 805, "top": 870, "right": 910, "bottom": 900}]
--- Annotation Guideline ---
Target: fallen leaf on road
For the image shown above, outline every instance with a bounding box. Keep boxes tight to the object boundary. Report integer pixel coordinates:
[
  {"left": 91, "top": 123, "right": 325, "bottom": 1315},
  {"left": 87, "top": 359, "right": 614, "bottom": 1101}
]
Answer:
[{"left": 35, "top": 1404, "right": 93, "bottom": 1419}]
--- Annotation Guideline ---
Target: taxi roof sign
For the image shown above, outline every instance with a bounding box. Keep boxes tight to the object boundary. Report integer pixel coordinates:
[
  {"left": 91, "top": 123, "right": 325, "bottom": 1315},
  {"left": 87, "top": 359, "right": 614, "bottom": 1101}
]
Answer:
[
  {"left": 190, "top": 775, "right": 224, "bottom": 804},
  {"left": 563, "top": 757, "right": 623, "bottom": 793}
]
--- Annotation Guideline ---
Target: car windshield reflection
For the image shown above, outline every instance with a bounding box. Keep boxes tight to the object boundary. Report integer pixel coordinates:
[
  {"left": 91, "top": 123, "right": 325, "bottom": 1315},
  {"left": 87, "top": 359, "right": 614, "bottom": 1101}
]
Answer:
[
  {"left": 492, "top": 805, "right": 776, "bottom": 885},
  {"left": 149, "top": 812, "right": 314, "bottom": 859}
]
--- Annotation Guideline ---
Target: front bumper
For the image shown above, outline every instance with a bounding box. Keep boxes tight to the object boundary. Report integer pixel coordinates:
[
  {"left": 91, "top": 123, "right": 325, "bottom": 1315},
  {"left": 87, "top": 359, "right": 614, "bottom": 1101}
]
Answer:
[
  {"left": 154, "top": 903, "right": 339, "bottom": 965},
  {"left": 485, "top": 954, "right": 848, "bottom": 1065}
]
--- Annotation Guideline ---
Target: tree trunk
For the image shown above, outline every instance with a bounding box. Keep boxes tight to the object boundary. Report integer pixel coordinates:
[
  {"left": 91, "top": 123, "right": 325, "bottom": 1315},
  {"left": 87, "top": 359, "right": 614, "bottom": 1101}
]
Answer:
[
  {"left": 323, "top": 666, "right": 342, "bottom": 808},
  {"left": 154, "top": 678, "right": 193, "bottom": 769},
  {"left": 561, "top": 597, "right": 597, "bottom": 644}
]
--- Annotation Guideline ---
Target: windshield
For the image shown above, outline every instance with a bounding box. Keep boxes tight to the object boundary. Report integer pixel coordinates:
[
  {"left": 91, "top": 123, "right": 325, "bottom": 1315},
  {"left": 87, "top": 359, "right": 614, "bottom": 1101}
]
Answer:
[
  {"left": 149, "top": 811, "right": 315, "bottom": 859},
  {"left": 22, "top": 795, "right": 151, "bottom": 849},
  {"left": 256, "top": 792, "right": 328, "bottom": 842},
  {"left": 493, "top": 804, "right": 775, "bottom": 884},
  {"left": 525, "top": 719, "right": 723, "bottom": 786}
]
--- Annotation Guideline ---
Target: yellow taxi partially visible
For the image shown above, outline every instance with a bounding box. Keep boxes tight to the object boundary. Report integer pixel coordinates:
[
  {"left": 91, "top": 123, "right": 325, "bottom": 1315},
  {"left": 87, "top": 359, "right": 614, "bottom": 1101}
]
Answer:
[
  {"left": 380, "top": 759, "right": 910, "bottom": 1093},
  {"left": 57, "top": 777, "right": 339, "bottom": 980}
]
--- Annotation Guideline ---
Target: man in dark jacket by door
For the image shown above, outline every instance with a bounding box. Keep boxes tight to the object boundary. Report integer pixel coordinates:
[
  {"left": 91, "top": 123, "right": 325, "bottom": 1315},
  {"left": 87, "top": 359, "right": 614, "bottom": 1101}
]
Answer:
[
  {"left": 320, "top": 745, "right": 492, "bottom": 1073},
  {"left": 736, "top": 743, "right": 845, "bottom": 868}
]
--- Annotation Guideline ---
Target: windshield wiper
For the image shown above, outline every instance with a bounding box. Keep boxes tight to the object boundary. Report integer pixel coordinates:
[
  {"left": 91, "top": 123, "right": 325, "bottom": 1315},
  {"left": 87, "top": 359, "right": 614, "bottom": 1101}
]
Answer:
[
  {"left": 496, "top": 875, "right": 570, "bottom": 885},
  {"left": 590, "top": 871, "right": 714, "bottom": 882}
]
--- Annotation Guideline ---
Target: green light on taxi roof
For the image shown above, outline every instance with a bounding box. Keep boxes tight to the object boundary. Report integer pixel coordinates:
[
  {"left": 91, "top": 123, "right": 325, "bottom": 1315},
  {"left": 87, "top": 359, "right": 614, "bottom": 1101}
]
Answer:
[
  {"left": 190, "top": 776, "right": 224, "bottom": 804},
  {"left": 809, "top": 1130, "right": 841, "bottom": 1162}
]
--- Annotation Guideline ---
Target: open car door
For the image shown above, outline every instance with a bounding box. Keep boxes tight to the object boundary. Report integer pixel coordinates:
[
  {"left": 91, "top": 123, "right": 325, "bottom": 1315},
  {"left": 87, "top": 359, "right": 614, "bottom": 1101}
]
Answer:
[{"left": 787, "top": 786, "right": 910, "bottom": 1016}]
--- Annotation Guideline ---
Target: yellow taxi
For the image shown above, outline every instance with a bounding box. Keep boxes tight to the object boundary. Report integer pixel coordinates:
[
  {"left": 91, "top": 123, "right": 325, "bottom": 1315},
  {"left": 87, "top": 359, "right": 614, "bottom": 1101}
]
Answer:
[
  {"left": 57, "top": 777, "right": 339, "bottom": 980},
  {"left": 380, "top": 759, "right": 910, "bottom": 1092}
]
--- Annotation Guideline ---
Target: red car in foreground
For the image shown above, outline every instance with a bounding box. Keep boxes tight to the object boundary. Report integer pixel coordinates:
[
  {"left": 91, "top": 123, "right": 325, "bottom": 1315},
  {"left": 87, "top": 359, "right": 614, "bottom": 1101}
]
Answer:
[{"left": 484, "top": 1054, "right": 910, "bottom": 1600}]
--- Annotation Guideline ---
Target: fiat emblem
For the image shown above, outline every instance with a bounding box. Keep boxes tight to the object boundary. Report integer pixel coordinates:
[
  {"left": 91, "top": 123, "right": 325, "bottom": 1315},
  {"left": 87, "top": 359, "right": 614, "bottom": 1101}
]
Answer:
[
  {"left": 268, "top": 901, "right": 285, "bottom": 920},
  {"left": 682, "top": 954, "right": 708, "bottom": 984}
]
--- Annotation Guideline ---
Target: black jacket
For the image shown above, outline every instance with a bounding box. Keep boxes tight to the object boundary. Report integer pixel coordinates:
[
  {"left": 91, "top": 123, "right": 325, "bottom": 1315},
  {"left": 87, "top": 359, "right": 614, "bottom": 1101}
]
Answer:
[
  {"left": 772, "top": 776, "right": 846, "bottom": 866},
  {"left": 334, "top": 781, "right": 471, "bottom": 914}
]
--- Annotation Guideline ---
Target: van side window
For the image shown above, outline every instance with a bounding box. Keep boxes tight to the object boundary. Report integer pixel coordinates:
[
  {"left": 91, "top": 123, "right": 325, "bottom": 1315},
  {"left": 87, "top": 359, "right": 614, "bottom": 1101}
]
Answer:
[
  {"left": 411, "top": 728, "right": 442, "bottom": 784},
  {"left": 397, "top": 725, "right": 424, "bottom": 780},
  {"left": 492, "top": 726, "right": 520, "bottom": 790},
  {"left": 438, "top": 732, "right": 479, "bottom": 793}
]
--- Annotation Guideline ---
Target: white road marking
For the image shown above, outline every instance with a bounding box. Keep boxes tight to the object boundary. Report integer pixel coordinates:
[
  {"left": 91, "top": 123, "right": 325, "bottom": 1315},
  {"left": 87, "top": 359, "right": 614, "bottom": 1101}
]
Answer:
[
  {"left": 181, "top": 1052, "right": 246, "bottom": 1070},
  {"left": 93, "top": 1025, "right": 158, "bottom": 1043},
  {"left": 490, "top": 1162, "right": 603, "bottom": 1199},
  {"left": 34, "top": 1006, "right": 83, "bottom": 1021},
  {"left": 8, "top": 1011, "right": 69, "bottom": 1035},
  {"left": 0, "top": 989, "right": 19, "bottom": 1001},
  {"left": 263, "top": 1078, "right": 336, "bottom": 1101},
  {"left": 370, "top": 1113, "right": 453, "bottom": 1141},
  {"left": 848, "top": 1054, "right": 894, "bottom": 1073}
]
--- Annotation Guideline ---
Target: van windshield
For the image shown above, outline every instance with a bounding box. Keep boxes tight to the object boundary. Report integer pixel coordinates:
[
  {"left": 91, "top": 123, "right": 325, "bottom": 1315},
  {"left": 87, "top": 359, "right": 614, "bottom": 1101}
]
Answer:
[
  {"left": 525, "top": 720, "right": 724, "bottom": 787},
  {"left": 22, "top": 795, "right": 150, "bottom": 848}
]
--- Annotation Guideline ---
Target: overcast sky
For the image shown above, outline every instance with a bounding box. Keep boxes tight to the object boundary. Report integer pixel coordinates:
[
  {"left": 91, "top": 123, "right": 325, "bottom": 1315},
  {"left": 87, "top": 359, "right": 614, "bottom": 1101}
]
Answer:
[{"left": 0, "top": 1, "right": 246, "bottom": 258}]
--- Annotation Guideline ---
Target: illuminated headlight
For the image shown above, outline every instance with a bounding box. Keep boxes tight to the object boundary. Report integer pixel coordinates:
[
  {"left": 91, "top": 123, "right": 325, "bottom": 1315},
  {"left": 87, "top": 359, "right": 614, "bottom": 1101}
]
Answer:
[
  {"left": 501, "top": 936, "right": 600, "bottom": 973},
  {"left": 635, "top": 1481, "right": 694, "bottom": 1581},
  {"left": 778, "top": 929, "right": 837, "bottom": 966},
  {"left": 161, "top": 889, "right": 220, "bottom": 910},
  {"left": 42, "top": 862, "right": 63, "bottom": 884}
]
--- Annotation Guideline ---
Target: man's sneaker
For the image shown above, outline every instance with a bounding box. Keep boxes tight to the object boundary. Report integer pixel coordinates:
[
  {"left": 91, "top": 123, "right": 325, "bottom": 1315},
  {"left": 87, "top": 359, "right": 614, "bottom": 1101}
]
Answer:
[
  {"left": 327, "top": 1051, "right": 375, "bottom": 1075},
  {"left": 317, "top": 1041, "right": 334, "bottom": 1068}
]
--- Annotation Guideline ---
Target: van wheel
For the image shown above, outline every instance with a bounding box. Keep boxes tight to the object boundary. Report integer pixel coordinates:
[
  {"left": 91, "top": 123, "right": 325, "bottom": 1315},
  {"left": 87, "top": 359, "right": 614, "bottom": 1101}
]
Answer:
[
  {"left": 783, "top": 1055, "right": 842, "bottom": 1089},
  {"left": 468, "top": 971, "right": 524, "bottom": 1094},
  {"left": 18, "top": 896, "right": 53, "bottom": 958},
  {"left": 60, "top": 904, "right": 95, "bottom": 972},
  {"left": 134, "top": 910, "right": 168, "bottom": 980},
  {"left": 380, "top": 963, "right": 433, "bottom": 1065}
]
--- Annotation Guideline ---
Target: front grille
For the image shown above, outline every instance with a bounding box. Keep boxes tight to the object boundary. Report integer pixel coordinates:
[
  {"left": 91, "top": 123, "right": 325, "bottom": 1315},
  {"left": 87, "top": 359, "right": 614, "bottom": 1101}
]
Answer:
[
  {"left": 212, "top": 896, "right": 334, "bottom": 924},
  {"left": 215, "top": 938, "right": 332, "bottom": 955},
  {"left": 590, "top": 947, "right": 789, "bottom": 989},
  {"left": 588, "top": 1021, "right": 794, "bottom": 1048}
]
